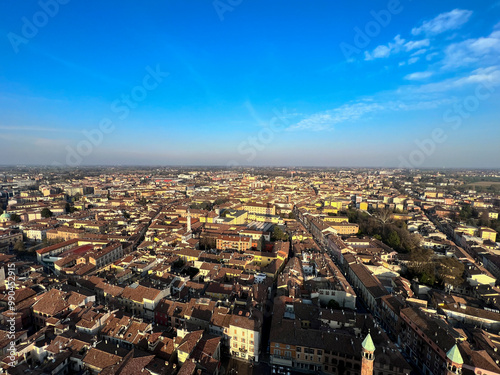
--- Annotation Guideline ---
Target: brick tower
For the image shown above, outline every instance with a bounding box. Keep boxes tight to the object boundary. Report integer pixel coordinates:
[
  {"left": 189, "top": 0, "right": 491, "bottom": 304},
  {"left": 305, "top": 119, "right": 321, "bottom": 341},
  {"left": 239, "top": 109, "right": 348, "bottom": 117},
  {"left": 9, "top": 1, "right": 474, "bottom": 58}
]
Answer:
[
  {"left": 361, "top": 333, "right": 375, "bottom": 375},
  {"left": 446, "top": 344, "right": 463, "bottom": 375}
]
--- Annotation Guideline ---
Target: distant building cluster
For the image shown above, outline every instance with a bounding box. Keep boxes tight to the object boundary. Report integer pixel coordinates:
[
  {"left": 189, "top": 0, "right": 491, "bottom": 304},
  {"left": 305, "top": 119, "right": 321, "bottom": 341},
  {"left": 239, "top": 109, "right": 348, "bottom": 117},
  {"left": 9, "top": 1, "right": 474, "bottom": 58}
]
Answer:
[{"left": 0, "top": 167, "right": 498, "bottom": 374}]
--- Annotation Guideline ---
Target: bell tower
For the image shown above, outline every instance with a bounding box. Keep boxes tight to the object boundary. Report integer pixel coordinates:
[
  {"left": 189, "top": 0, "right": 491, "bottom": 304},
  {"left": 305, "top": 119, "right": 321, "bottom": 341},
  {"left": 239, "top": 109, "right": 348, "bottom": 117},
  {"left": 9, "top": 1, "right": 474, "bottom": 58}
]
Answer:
[
  {"left": 361, "top": 333, "right": 375, "bottom": 375},
  {"left": 446, "top": 344, "right": 463, "bottom": 375}
]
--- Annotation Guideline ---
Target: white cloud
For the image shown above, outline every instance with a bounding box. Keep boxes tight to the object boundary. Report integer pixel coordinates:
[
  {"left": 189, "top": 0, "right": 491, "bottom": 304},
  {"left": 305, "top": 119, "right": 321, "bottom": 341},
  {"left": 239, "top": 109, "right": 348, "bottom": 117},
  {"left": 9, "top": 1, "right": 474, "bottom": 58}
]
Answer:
[
  {"left": 365, "top": 37, "right": 430, "bottom": 61},
  {"left": 288, "top": 96, "right": 453, "bottom": 131},
  {"left": 411, "top": 9, "right": 472, "bottom": 36},
  {"left": 453, "top": 66, "right": 500, "bottom": 85},
  {"left": 405, "top": 71, "right": 433, "bottom": 80},
  {"left": 426, "top": 52, "right": 439, "bottom": 61},
  {"left": 411, "top": 48, "right": 427, "bottom": 56},
  {"left": 288, "top": 101, "right": 385, "bottom": 131},
  {"left": 415, "top": 65, "right": 500, "bottom": 92},
  {"left": 405, "top": 39, "right": 430, "bottom": 51},
  {"left": 407, "top": 57, "right": 420, "bottom": 65},
  {"left": 442, "top": 29, "right": 500, "bottom": 68},
  {"left": 364, "top": 35, "right": 405, "bottom": 60}
]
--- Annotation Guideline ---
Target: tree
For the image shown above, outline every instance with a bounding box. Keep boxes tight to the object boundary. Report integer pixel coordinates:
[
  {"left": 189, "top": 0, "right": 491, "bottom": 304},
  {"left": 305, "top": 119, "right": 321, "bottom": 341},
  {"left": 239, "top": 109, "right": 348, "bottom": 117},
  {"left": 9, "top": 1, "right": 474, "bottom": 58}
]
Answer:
[
  {"left": 386, "top": 230, "right": 401, "bottom": 249},
  {"left": 214, "top": 198, "right": 229, "bottom": 206},
  {"left": 14, "top": 240, "right": 25, "bottom": 252},
  {"left": 0, "top": 208, "right": 3, "bottom": 215},
  {"left": 173, "top": 259, "right": 185, "bottom": 269},
  {"left": 327, "top": 299, "right": 340, "bottom": 309},
  {"left": 437, "top": 257, "right": 465, "bottom": 287},
  {"left": 408, "top": 247, "right": 434, "bottom": 274},
  {"left": 272, "top": 226, "right": 289, "bottom": 241},
  {"left": 41, "top": 208, "right": 53, "bottom": 218},
  {"left": 478, "top": 211, "right": 491, "bottom": 227},
  {"left": 459, "top": 204, "right": 473, "bottom": 220},
  {"left": 374, "top": 208, "right": 394, "bottom": 226},
  {"left": 10, "top": 213, "right": 21, "bottom": 223}
]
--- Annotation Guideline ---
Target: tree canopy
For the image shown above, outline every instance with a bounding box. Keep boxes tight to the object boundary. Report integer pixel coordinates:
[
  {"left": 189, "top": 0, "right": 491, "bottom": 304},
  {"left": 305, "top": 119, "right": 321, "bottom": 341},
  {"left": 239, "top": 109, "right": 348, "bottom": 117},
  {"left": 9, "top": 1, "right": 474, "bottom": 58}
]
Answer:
[{"left": 41, "top": 208, "right": 53, "bottom": 218}]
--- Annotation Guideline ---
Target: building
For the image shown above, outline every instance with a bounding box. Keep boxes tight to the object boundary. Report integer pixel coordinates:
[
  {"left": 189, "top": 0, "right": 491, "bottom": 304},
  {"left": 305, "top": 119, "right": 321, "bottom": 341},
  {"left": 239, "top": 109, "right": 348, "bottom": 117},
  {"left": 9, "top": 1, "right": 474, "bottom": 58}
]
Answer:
[
  {"left": 445, "top": 344, "right": 463, "bottom": 375},
  {"left": 216, "top": 235, "right": 253, "bottom": 252},
  {"left": 361, "top": 333, "right": 375, "bottom": 375},
  {"left": 0, "top": 230, "right": 22, "bottom": 250},
  {"left": 229, "top": 310, "right": 262, "bottom": 362},
  {"left": 243, "top": 203, "right": 275, "bottom": 216},
  {"left": 479, "top": 227, "right": 497, "bottom": 242}
]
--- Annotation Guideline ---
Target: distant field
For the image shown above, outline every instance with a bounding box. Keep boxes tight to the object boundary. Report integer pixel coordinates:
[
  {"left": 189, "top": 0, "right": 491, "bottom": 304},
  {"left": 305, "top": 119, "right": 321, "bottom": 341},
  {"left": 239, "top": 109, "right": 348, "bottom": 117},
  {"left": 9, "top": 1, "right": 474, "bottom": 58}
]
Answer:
[{"left": 466, "top": 181, "right": 500, "bottom": 187}]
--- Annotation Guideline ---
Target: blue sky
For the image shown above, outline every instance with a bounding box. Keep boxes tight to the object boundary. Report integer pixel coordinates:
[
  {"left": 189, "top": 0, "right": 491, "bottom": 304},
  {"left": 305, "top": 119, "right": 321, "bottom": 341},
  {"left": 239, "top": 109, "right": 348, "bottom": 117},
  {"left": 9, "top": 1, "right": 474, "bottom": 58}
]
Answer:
[{"left": 1, "top": 0, "right": 500, "bottom": 168}]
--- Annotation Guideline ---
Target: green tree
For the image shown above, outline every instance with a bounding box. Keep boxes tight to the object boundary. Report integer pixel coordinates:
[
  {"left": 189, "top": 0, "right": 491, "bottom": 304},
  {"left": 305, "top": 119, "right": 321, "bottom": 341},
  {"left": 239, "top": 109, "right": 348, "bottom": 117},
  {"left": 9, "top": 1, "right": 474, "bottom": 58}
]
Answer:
[
  {"left": 214, "top": 198, "right": 229, "bottom": 206},
  {"left": 41, "top": 208, "right": 53, "bottom": 218},
  {"left": 10, "top": 213, "right": 21, "bottom": 223},
  {"left": 272, "top": 226, "right": 289, "bottom": 241},
  {"left": 386, "top": 230, "right": 401, "bottom": 249},
  {"left": 420, "top": 271, "right": 436, "bottom": 286},
  {"left": 459, "top": 204, "right": 473, "bottom": 220}
]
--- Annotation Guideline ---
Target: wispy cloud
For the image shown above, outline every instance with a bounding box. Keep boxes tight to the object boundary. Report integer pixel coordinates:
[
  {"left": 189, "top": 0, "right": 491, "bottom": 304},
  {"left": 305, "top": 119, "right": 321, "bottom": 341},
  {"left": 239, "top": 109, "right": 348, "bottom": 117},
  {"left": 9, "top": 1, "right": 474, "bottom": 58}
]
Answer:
[
  {"left": 442, "top": 29, "right": 500, "bottom": 69},
  {"left": 364, "top": 35, "right": 405, "bottom": 60},
  {"left": 287, "top": 96, "right": 455, "bottom": 132},
  {"left": 405, "top": 39, "right": 430, "bottom": 51},
  {"left": 288, "top": 63, "right": 500, "bottom": 132},
  {"left": 365, "top": 37, "right": 430, "bottom": 61},
  {"left": 411, "top": 9, "right": 472, "bottom": 36},
  {"left": 407, "top": 57, "right": 420, "bottom": 65},
  {"left": 413, "top": 66, "right": 500, "bottom": 93},
  {"left": 405, "top": 71, "right": 433, "bottom": 80},
  {"left": 288, "top": 101, "right": 384, "bottom": 131}
]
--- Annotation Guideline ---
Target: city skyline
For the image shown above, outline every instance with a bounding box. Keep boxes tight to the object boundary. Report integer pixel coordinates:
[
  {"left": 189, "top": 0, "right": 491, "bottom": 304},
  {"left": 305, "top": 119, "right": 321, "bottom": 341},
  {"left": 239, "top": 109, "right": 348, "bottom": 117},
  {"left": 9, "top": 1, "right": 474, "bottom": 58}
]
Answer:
[{"left": 1, "top": 1, "right": 500, "bottom": 167}]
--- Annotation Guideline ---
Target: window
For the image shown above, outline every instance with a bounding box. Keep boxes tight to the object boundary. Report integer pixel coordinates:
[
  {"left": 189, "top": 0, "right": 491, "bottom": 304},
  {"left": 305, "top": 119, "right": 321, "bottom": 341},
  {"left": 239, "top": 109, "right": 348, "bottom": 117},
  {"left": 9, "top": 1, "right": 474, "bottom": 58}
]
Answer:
[
  {"left": 274, "top": 349, "right": 281, "bottom": 356},
  {"left": 318, "top": 350, "right": 323, "bottom": 355},
  {"left": 297, "top": 347, "right": 301, "bottom": 352},
  {"left": 285, "top": 351, "right": 291, "bottom": 358},
  {"left": 275, "top": 343, "right": 280, "bottom": 348},
  {"left": 286, "top": 345, "right": 290, "bottom": 349}
]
